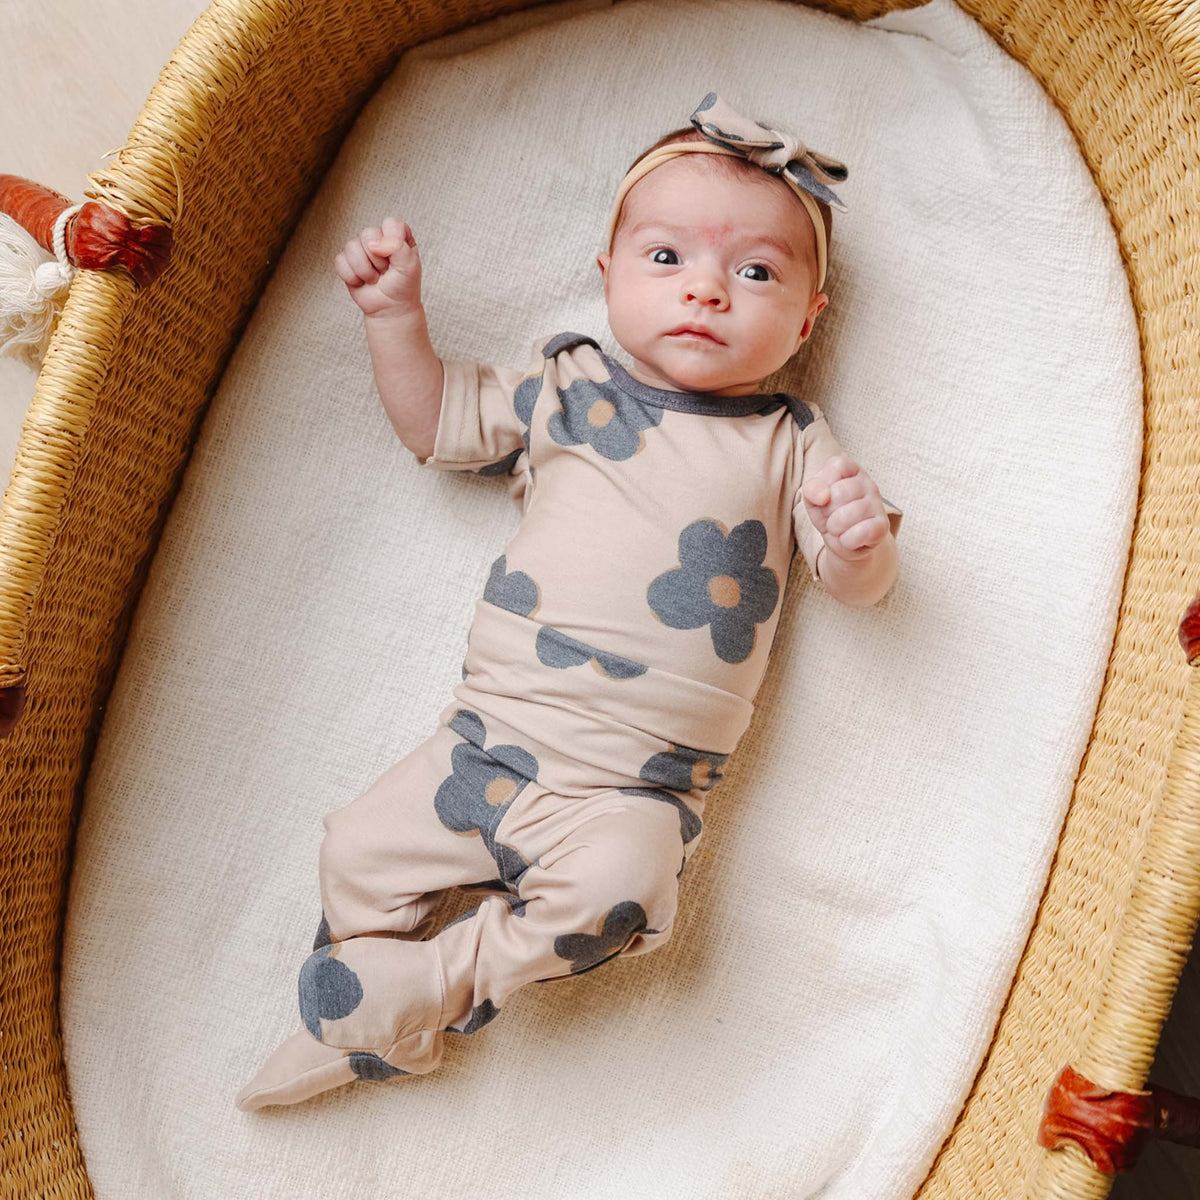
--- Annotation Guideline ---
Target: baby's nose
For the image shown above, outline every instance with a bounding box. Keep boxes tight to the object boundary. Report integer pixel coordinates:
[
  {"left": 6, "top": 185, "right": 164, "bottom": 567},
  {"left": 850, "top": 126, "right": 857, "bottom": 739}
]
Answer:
[{"left": 682, "top": 274, "right": 729, "bottom": 307}]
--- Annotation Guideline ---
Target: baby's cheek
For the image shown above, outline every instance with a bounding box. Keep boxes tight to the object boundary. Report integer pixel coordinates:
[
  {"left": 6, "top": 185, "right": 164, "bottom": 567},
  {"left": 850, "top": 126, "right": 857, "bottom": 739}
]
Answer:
[
  {"left": 748, "top": 308, "right": 803, "bottom": 373},
  {"left": 609, "top": 289, "right": 659, "bottom": 355}
]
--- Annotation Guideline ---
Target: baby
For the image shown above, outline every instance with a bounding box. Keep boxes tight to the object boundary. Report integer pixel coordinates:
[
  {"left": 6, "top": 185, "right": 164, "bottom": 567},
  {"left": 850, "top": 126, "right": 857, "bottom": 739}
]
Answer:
[{"left": 235, "top": 93, "right": 902, "bottom": 1111}]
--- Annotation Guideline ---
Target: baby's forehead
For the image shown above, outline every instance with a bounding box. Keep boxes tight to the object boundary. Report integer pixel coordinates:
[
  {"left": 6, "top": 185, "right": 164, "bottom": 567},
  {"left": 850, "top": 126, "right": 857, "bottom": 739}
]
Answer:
[{"left": 618, "top": 163, "right": 812, "bottom": 255}]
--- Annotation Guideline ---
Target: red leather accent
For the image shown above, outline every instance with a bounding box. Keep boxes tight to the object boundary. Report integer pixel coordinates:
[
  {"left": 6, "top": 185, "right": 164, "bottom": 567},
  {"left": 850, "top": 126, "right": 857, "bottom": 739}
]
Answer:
[
  {"left": 66, "top": 201, "right": 173, "bottom": 287},
  {"left": 0, "top": 173, "right": 172, "bottom": 287},
  {"left": 1179, "top": 593, "right": 1200, "bottom": 664},
  {"left": 1040, "top": 1065, "right": 1200, "bottom": 1173},
  {"left": 0, "top": 173, "right": 74, "bottom": 249}
]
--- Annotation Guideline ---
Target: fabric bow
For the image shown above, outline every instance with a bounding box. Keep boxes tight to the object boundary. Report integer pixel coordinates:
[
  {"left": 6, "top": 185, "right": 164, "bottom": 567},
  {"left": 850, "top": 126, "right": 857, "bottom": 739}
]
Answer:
[{"left": 689, "top": 93, "right": 848, "bottom": 213}]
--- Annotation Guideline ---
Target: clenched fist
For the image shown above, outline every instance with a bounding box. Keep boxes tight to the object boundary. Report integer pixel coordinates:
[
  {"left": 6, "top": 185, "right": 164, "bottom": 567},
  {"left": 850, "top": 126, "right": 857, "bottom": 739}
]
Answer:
[
  {"left": 801, "top": 455, "right": 891, "bottom": 563},
  {"left": 334, "top": 217, "right": 423, "bottom": 319}
]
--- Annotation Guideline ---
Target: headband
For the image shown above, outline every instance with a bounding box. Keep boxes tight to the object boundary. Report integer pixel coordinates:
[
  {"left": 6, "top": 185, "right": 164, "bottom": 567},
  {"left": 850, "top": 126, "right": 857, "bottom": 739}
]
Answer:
[{"left": 606, "top": 93, "right": 849, "bottom": 294}]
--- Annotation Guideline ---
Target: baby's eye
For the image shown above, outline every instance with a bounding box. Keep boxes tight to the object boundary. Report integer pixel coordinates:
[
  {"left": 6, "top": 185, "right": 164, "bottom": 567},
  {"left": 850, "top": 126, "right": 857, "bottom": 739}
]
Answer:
[
  {"left": 649, "top": 248, "right": 679, "bottom": 265},
  {"left": 737, "top": 263, "right": 773, "bottom": 282}
]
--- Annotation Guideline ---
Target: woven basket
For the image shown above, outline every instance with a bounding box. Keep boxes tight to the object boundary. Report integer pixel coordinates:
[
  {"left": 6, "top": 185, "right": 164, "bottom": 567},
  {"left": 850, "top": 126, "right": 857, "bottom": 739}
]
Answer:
[{"left": 2, "top": 0, "right": 1199, "bottom": 1195}]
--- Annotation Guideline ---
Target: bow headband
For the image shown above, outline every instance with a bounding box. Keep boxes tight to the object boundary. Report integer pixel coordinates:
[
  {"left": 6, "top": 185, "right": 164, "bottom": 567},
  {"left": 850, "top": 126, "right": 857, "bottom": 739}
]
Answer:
[{"left": 605, "top": 93, "right": 849, "bottom": 294}]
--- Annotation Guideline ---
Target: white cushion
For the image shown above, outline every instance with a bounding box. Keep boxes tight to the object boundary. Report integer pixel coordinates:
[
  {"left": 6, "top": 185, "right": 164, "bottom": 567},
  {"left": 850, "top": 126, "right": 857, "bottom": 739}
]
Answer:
[{"left": 61, "top": 0, "right": 1142, "bottom": 1196}]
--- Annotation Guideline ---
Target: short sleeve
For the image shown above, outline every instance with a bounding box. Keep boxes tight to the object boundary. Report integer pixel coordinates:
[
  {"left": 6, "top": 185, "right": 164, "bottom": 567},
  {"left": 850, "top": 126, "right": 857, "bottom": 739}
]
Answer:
[
  {"left": 792, "top": 402, "right": 904, "bottom": 583},
  {"left": 412, "top": 357, "right": 537, "bottom": 475}
]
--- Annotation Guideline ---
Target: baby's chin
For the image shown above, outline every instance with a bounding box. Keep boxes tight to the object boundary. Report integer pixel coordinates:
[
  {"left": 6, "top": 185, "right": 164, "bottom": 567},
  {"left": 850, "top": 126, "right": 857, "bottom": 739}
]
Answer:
[{"left": 635, "top": 350, "right": 770, "bottom": 397}]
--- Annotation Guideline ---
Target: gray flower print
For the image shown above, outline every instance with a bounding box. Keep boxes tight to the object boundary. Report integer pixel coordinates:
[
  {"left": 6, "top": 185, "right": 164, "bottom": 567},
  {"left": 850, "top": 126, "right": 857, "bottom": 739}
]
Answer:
[
  {"left": 299, "top": 944, "right": 363, "bottom": 1041},
  {"left": 438, "top": 709, "right": 537, "bottom": 890},
  {"left": 514, "top": 374, "right": 540, "bottom": 454},
  {"left": 638, "top": 744, "right": 729, "bottom": 793},
  {"left": 647, "top": 518, "right": 779, "bottom": 663},
  {"left": 535, "top": 625, "right": 648, "bottom": 680},
  {"left": 445, "top": 999, "right": 500, "bottom": 1036},
  {"left": 470, "top": 374, "right": 540, "bottom": 472},
  {"left": 548, "top": 378, "right": 662, "bottom": 461},
  {"left": 483, "top": 555, "right": 540, "bottom": 618},
  {"left": 348, "top": 1052, "right": 409, "bottom": 1081},
  {"left": 552, "top": 900, "right": 660, "bottom": 975},
  {"left": 447, "top": 708, "right": 540, "bottom": 788},
  {"left": 313, "top": 910, "right": 333, "bottom": 951}
]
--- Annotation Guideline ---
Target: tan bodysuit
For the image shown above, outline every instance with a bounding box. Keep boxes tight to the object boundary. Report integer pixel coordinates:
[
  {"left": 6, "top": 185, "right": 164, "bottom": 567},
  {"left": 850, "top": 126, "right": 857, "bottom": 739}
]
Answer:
[{"left": 421, "top": 331, "right": 902, "bottom": 770}]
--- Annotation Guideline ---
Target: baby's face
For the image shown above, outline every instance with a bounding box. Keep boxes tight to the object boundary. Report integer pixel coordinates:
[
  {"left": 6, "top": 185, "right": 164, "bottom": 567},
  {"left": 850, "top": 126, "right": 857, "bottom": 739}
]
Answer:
[{"left": 597, "top": 157, "right": 828, "bottom": 396}]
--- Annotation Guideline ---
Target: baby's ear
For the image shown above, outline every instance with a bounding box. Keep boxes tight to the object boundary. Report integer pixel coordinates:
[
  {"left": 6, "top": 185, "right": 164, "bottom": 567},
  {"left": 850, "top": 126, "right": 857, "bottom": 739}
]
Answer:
[
  {"left": 596, "top": 251, "right": 611, "bottom": 301},
  {"left": 795, "top": 292, "right": 829, "bottom": 350}
]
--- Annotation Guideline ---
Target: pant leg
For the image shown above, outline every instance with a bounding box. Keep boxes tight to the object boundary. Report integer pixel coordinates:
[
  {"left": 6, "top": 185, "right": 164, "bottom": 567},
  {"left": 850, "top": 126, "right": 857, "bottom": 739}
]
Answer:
[
  {"left": 301, "top": 707, "right": 543, "bottom": 1054},
  {"left": 305, "top": 779, "right": 698, "bottom": 1051},
  {"left": 436, "top": 782, "right": 697, "bottom": 1031},
  {"left": 315, "top": 710, "right": 536, "bottom": 949},
  {"left": 235, "top": 706, "right": 709, "bottom": 1110}
]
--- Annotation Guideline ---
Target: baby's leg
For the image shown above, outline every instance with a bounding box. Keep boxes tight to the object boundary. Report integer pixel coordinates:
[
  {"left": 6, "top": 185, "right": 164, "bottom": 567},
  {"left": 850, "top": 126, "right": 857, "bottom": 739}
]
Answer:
[
  {"left": 258, "top": 780, "right": 694, "bottom": 1083},
  {"left": 315, "top": 716, "right": 516, "bottom": 947},
  {"left": 235, "top": 712, "right": 535, "bottom": 1111},
  {"left": 432, "top": 782, "right": 694, "bottom": 1033}
]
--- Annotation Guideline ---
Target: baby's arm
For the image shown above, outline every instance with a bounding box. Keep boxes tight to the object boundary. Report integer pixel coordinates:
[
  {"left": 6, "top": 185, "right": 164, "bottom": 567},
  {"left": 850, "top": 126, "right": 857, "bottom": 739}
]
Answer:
[
  {"left": 334, "top": 218, "right": 442, "bottom": 461},
  {"left": 793, "top": 407, "right": 902, "bottom": 608},
  {"left": 801, "top": 456, "right": 898, "bottom": 608}
]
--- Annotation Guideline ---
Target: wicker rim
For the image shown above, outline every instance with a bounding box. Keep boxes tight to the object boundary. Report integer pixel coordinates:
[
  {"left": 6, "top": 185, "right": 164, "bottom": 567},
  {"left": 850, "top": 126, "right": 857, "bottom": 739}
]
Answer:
[{"left": 0, "top": 1, "right": 1198, "bottom": 1196}]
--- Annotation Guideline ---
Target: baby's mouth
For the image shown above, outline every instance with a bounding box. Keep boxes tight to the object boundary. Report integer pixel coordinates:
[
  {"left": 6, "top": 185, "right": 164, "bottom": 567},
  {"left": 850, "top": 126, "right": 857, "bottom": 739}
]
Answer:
[{"left": 666, "top": 325, "right": 724, "bottom": 344}]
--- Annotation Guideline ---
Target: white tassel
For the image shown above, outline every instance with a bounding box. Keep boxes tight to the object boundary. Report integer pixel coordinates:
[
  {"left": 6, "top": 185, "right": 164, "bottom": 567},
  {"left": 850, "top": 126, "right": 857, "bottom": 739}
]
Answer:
[{"left": 0, "top": 206, "right": 80, "bottom": 371}]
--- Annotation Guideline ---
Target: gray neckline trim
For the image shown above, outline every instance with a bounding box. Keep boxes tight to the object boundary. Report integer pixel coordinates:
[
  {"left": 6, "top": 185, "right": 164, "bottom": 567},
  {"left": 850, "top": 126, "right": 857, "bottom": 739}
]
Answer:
[{"left": 599, "top": 350, "right": 787, "bottom": 417}]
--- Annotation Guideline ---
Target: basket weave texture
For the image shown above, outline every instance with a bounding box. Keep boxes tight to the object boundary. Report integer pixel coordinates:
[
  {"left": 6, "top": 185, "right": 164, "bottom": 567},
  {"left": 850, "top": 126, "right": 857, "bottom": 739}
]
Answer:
[{"left": 0, "top": 1, "right": 1197, "bottom": 1196}]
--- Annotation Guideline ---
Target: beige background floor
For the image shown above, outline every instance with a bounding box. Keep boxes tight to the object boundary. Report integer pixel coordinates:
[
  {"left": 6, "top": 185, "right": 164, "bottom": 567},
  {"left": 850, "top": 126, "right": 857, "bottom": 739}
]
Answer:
[{"left": 1, "top": 1, "right": 1197, "bottom": 1194}]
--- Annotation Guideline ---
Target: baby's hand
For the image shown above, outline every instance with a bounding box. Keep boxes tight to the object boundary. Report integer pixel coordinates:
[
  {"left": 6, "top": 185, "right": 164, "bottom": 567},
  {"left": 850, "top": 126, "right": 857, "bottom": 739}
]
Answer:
[
  {"left": 334, "top": 217, "right": 423, "bottom": 320},
  {"left": 802, "top": 455, "right": 891, "bottom": 563}
]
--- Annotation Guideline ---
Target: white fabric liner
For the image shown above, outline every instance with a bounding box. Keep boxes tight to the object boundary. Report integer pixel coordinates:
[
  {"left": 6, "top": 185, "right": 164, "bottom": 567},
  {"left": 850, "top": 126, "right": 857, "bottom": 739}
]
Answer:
[{"left": 60, "top": 0, "right": 1141, "bottom": 1196}]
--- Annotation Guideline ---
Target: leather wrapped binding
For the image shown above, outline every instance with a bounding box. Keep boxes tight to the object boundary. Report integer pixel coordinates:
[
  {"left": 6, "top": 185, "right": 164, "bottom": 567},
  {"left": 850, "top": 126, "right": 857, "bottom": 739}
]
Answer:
[
  {"left": 1179, "top": 593, "right": 1200, "bottom": 666},
  {"left": 0, "top": 174, "right": 173, "bottom": 287},
  {"left": 1035, "top": 593, "right": 1200, "bottom": 1176},
  {"left": 0, "top": 174, "right": 174, "bottom": 737},
  {"left": 1039, "top": 1064, "right": 1200, "bottom": 1173}
]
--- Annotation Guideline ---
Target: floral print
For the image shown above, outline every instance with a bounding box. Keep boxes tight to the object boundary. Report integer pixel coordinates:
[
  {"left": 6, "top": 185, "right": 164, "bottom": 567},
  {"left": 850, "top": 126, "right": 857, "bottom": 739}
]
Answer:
[
  {"left": 647, "top": 518, "right": 779, "bottom": 664},
  {"left": 638, "top": 744, "right": 729, "bottom": 793},
  {"left": 483, "top": 554, "right": 540, "bottom": 618},
  {"left": 472, "top": 447, "right": 523, "bottom": 477},
  {"left": 514, "top": 374, "right": 540, "bottom": 452},
  {"left": 469, "top": 373, "right": 540, "bottom": 473},
  {"left": 548, "top": 378, "right": 662, "bottom": 461},
  {"left": 445, "top": 998, "right": 500, "bottom": 1036},
  {"left": 535, "top": 624, "right": 647, "bottom": 679},
  {"left": 552, "top": 900, "right": 658, "bottom": 975},
  {"left": 313, "top": 910, "right": 332, "bottom": 951},
  {"left": 480, "top": 555, "right": 648, "bottom": 681},
  {"left": 348, "top": 1052, "right": 409, "bottom": 1081},
  {"left": 299, "top": 945, "right": 364, "bottom": 1041},
  {"left": 437, "top": 709, "right": 536, "bottom": 890}
]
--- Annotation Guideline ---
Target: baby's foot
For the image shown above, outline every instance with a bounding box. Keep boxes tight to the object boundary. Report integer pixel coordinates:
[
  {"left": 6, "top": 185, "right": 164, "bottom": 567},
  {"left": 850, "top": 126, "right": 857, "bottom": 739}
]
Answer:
[{"left": 234, "top": 1023, "right": 442, "bottom": 1111}]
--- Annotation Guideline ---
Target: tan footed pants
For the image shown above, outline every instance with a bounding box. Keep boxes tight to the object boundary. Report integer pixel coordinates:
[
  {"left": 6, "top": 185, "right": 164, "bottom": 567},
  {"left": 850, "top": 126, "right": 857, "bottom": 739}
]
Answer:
[
  {"left": 304, "top": 702, "right": 713, "bottom": 1075},
  {"left": 236, "top": 597, "right": 751, "bottom": 1107}
]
